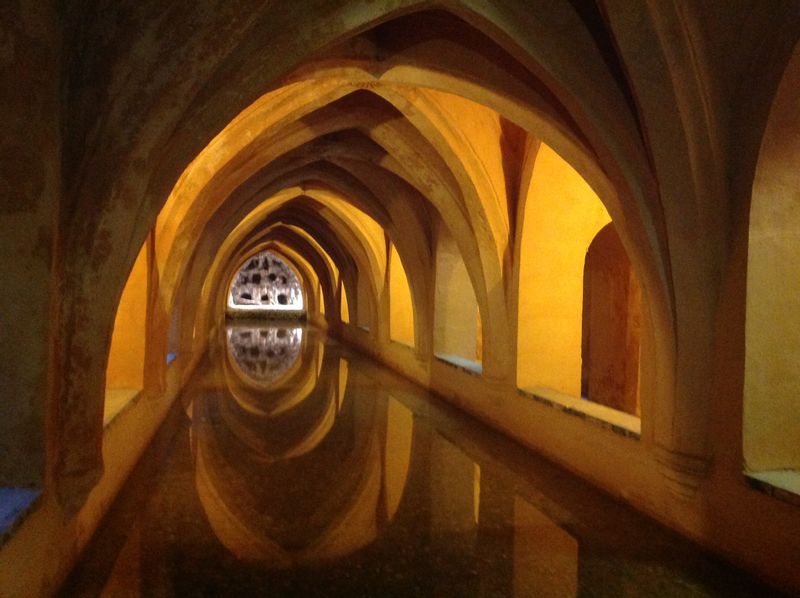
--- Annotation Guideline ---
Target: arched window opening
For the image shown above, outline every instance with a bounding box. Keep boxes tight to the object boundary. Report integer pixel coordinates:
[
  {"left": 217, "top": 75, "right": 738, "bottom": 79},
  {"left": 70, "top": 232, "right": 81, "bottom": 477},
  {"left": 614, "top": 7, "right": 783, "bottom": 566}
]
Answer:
[
  {"left": 433, "top": 224, "right": 481, "bottom": 372},
  {"left": 743, "top": 43, "right": 800, "bottom": 501},
  {"left": 166, "top": 308, "right": 180, "bottom": 366},
  {"left": 516, "top": 144, "right": 640, "bottom": 430},
  {"left": 105, "top": 238, "right": 149, "bottom": 424},
  {"left": 389, "top": 244, "right": 415, "bottom": 347},
  {"left": 317, "top": 282, "right": 326, "bottom": 316},
  {"left": 227, "top": 250, "right": 304, "bottom": 318},
  {"left": 167, "top": 257, "right": 193, "bottom": 366},
  {"left": 340, "top": 281, "right": 350, "bottom": 324},
  {"left": 581, "top": 224, "right": 641, "bottom": 416}
]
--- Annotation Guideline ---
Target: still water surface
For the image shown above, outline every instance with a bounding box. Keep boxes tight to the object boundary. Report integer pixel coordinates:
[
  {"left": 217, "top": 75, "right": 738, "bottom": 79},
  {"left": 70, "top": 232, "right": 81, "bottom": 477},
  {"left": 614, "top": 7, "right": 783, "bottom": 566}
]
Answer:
[{"left": 63, "top": 324, "right": 778, "bottom": 597}]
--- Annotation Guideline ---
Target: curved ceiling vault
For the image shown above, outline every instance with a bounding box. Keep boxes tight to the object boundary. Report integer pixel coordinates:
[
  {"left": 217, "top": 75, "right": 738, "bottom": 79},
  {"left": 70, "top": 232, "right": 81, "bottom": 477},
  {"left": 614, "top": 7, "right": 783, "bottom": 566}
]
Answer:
[
  {"left": 152, "top": 10, "right": 672, "bottom": 377},
  {"left": 58, "top": 5, "right": 682, "bottom": 503}
]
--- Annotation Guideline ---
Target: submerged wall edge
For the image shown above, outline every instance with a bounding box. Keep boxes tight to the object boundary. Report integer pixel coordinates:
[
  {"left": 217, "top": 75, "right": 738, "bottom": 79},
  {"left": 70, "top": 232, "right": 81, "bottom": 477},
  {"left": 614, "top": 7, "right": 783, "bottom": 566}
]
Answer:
[
  {"left": 332, "top": 324, "right": 800, "bottom": 593},
  {"left": 0, "top": 346, "right": 207, "bottom": 598}
]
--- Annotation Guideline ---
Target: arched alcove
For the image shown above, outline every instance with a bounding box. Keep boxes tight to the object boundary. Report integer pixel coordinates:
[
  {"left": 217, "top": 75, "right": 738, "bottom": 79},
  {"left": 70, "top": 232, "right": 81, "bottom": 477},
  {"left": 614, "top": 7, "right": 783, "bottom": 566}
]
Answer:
[
  {"left": 340, "top": 281, "right": 351, "bottom": 324},
  {"left": 105, "top": 239, "right": 149, "bottom": 424},
  {"left": 516, "top": 144, "right": 611, "bottom": 397},
  {"left": 318, "top": 282, "right": 326, "bottom": 316},
  {"left": 433, "top": 223, "right": 481, "bottom": 371},
  {"left": 515, "top": 144, "right": 641, "bottom": 429},
  {"left": 581, "top": 223, "right": 641, "bottom": 416},
  {"left": 744, "top": 41, "right": 800, "bottom": 496}
]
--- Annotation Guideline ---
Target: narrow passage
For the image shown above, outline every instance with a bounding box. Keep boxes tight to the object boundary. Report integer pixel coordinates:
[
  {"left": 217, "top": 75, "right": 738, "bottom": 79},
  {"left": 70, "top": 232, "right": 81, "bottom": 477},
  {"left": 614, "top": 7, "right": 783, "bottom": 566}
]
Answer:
[{"left": 64, "top": 324, "right": 774, "bottom": 597}]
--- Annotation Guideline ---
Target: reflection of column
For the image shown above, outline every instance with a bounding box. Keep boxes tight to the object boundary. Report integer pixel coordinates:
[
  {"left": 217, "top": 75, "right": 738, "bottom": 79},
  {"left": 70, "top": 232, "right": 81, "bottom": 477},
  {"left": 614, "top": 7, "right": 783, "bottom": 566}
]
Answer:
[
  {"left": 429, "top": 433, "right": 479, "bottom": 596},
  {"left": 337, "top": 358, "right": 348, "bottom": 411},
  {"left": 383, "top": 397, "right": 413, "bottom": 520},
  {"left": 99, "top": 522, "right": 142, "bottom": 595},
  {"left": 476, "top": 471, "right": 580, "bottom": 597},
  {"left": 513, "top": 497, "right": 578, "bottom": 598},
  {"left": 394, "top": 409, "right": 433, "bottom": 544},
  {"left": 476, "top": 470, "right": 515, "bottom": 597},
  {"left": 139, "top": 420, "right": 212, "bottom": 595},
  {"left": 430, "top": 434, "right": 478, "bottom": 535}
]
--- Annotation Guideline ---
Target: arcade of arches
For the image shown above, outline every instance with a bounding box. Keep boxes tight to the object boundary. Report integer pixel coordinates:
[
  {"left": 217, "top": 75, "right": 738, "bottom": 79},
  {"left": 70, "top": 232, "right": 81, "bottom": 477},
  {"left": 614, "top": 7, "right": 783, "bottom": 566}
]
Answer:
[{"left": 1, "top": 2, "right": 799, "bottom": 595}]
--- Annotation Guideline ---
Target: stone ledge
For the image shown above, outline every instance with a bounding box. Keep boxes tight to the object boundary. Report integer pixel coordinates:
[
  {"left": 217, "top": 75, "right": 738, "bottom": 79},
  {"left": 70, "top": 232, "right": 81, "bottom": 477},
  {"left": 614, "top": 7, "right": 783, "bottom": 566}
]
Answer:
[
  {"left": 434, "top": 354, "right": 483, "bottom": 376},
  {"left": 745, "top": 470, "right": 800, "bottom": 507},
  {"left": 517, "top": 386, "right": 641, "bottom": 439}
]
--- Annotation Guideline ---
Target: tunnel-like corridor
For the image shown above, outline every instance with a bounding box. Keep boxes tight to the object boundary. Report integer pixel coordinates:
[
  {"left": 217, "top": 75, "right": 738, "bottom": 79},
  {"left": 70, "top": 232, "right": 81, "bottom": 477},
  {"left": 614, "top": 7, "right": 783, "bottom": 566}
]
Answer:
[
  {"left": 64, "top": 323, "right": 768, "bottom": 596},
  {"left": 2, "top": 2, "right": 800, "bottom": 596}
]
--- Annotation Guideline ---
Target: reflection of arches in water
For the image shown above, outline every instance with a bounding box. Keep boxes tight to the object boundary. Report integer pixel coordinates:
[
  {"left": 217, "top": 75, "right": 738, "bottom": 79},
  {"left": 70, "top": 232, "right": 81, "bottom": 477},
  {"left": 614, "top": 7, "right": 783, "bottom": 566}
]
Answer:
[
  {"left": 214, "top": 340, "right": 338, "bottom": 462},
  {"left": 226, "top": 325, "right": 303, "bottom": 384},
  {"left": 221, "top": 325, "right": 324, "bottom": 420},
  {"left": 193, "top": 356, "right": 414, "bottom": 567},
  {"left": 228, "top": 250, "right": 304, "bottom": 311}
]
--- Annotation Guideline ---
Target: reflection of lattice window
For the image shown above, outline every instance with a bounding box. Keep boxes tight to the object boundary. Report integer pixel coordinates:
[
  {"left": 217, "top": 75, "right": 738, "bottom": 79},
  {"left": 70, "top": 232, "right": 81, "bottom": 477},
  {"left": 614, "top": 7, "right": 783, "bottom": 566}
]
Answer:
[
  {"left": 226, "top": 325, "right": 303, "bottom": 383},
  {"left": 228, "top": 251, "right": 304, "bottom": 311}
]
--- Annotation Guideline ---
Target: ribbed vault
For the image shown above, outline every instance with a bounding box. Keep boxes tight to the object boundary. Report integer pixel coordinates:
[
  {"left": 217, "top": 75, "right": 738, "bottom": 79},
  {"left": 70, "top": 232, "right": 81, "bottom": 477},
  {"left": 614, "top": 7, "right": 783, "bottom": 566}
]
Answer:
[
  {"left": 50, "top": 3, "right": 738, "bottom": 528},
  {"left": 5, "top": 1, "right": 800, "bottom": 593},
  {"left": 53, "top": 4, "right": 681, "bottom": 508}
]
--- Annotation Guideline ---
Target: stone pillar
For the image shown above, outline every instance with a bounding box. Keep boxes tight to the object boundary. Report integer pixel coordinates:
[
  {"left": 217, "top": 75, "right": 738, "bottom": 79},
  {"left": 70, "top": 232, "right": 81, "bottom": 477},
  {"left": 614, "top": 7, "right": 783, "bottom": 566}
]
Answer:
[{"left": 0, "top": 1, "right": 61, "bottom": 488}]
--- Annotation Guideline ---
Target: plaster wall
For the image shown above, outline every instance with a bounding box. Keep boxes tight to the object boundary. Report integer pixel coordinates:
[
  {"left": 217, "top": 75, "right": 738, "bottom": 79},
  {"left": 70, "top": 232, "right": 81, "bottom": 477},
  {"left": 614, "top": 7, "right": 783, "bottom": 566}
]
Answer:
[
  {"left": 433, "top": 226, "right": 478, "bottom": 362},
  {"left": 744, "top": 43, "right": 800, "bottom": 471},
  {"left": 389, "top": 245, "right": 415, "bottom": 347},
  {"left": 106, "top": 241, "right": 148, "bottom": 391},
  {"left": 517, "top": 145, "right": 611, "bottom": 396},
  {"left": 340, "top": 283, "right": 350, "bottom": 324},
  {"left": 423, "top": 90, "right": 509, "bottom": 249}
]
